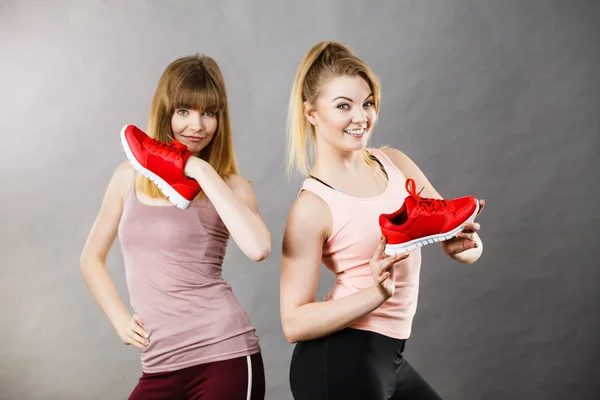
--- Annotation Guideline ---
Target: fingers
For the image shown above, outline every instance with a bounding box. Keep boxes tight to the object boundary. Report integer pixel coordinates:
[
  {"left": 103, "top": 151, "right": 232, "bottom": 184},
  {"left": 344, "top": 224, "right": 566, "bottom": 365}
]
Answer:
[
  {"left": 377, "top": 271, "right": 391, "bottom": 284},
  {"left": 456, "top": 232, "right": 474, "bottom": 240},
  {"left": 445, "top": 235, "right": 478, "bottom": 255},
  {"left": 132, "top": 313, "right": 144, "bottom": 326},
  {"left": 460, "top": 222, "right": 481, "bottom": 233},
  {"left": 393, "top": 252, "right": 410, "bottom": 263},
  {"left": 371, "top": 236, "right": 387, "bottom": 263},
  {"left": 132, "top": 314, "right": 149, "bottom": 338},
  {"left": 378, "top": 252, "right": 409, "bottom": 275},
  {"left": 128, "top": 314, "right": 149, "bottom": 349},
  {"left": 131, "top": 321, "right": 149, "bottom": 342},
  {"left": 451, "top": 238, "right": 477, "bottom": 253},
  {"left": 127, "top": 329, "right": 148, "bottom": 349},
  {"left": 475, "top": 199, "right": 485, "bottom": 219},
  {"left": 463, "top": 238, "right": 477, "bottom": 251}
]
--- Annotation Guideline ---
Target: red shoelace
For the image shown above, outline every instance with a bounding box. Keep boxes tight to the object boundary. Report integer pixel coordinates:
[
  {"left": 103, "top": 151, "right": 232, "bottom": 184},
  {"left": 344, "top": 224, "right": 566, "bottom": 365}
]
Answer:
[
  {"left": 148, "top": 138, "right": 188, "bottom": 161},
  {"left": 405, "top": 178, "right": 449, "bottom": 212}
]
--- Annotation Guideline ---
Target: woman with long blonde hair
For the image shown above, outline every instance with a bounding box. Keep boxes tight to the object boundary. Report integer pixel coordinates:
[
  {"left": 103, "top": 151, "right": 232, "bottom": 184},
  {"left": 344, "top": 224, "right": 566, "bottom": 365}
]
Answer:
[
  {"left": 281, "top": 42, "right": 485, "bottom": 399},
  {"left": 81, "top": 55, "right": 269, "bottom": 399}
]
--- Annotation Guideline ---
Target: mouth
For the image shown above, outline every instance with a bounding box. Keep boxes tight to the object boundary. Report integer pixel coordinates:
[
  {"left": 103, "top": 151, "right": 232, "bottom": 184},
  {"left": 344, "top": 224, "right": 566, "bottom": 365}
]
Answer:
[
  {"left": 344, "top": 128, "right": 366, "bottom": 137},
  {"left": 182, "top": 136, "right": 206, "bottom": 142}
]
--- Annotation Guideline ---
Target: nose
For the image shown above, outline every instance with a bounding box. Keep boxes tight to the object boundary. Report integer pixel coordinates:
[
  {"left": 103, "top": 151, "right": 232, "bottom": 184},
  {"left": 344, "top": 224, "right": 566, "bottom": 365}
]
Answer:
[
  {"left": 352, "top": 107, "right": 368, "bottom": 125},
  {"left": 188, "top": 112, "right": 204, "bottom": 131}
]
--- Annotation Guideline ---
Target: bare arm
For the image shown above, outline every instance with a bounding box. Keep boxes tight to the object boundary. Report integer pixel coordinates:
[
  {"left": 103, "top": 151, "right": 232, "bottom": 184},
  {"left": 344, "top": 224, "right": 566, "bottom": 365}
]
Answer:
[
  {"left": 280, "top": 192, "right": 405, "bottom": 343},
  {"left": 184, "top": 158, "right": 271, "bottom": 262},
  {"left": 382, "top": 147, "right": 484, "bottom": 264},
  {"left": 80, "top": 161, "right": 149, "bottom": 349}
]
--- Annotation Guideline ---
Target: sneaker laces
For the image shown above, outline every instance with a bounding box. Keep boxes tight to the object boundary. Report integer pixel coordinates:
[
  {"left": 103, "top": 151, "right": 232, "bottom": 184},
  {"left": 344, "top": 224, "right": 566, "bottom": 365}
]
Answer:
[
  {"left": 405, "top": 178, "right": 449, "bottom": 212},
  {"left": 148, "top": 136, "right": 188, "bottom": 161}
]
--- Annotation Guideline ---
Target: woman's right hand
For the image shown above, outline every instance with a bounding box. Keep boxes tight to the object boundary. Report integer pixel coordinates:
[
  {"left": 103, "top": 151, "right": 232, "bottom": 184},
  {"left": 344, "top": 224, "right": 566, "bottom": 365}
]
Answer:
[
  {"left": 370, "top": 236, "right": 409, "bottom": 300},
  {"left": 117, "top": 313, "right": 149, "bottom": 350}
]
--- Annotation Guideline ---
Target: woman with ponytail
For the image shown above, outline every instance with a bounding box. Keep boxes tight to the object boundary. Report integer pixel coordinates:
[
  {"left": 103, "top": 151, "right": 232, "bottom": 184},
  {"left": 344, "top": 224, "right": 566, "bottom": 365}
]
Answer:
[{"left": 280, "top": 42, "right": 485, "bottom": 399}]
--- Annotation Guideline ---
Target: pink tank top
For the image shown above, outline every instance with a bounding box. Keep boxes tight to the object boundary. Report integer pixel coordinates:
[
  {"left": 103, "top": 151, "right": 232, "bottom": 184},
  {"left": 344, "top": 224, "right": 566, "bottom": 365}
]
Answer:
[
  {"left": 118, "top": 184, "right": 260, "bottom": 373},
  {"left": 300, "top": 149, "right": 422, "bottom": 339}
]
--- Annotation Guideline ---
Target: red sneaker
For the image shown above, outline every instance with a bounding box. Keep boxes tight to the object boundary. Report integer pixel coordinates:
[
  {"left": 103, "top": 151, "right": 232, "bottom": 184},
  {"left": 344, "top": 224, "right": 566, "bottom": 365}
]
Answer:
[
  {"left": 379, "top": 178, "right": 479, "bottom": 255},
  {"left": 120, "top": 125, "right": 200, "bottom": 209}
]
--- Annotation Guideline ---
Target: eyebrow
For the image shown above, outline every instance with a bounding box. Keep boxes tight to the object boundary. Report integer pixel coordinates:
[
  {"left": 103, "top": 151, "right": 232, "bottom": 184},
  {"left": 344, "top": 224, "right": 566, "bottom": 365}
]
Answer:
[{"left": 332, "top": 93, "right": 374, "bottom": 102}]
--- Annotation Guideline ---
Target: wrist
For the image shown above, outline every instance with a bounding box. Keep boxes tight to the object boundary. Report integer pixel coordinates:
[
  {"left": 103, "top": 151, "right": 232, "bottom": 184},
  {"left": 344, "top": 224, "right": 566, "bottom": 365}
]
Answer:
[
  {"left": 111, "top": 310, "right": 131, "bottom": 334},
  {"left": 183, "top": 156, "right": 210, "bottom": 179},
  {"left": 369, "top": 284, "right": 390, "bottom": 304}
]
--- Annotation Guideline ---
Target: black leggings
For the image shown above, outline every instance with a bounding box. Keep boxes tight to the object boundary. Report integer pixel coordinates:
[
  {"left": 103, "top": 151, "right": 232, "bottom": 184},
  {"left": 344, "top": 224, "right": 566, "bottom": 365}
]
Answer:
[{"left": 290, "top": 328, "right": 442, "bottom": 400}]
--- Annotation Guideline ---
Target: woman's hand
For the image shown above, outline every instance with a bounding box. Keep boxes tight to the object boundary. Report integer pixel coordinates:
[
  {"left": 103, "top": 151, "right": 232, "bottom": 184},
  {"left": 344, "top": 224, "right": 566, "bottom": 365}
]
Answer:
[
  {"left": 117, "top": 313, "right": 149, "bottom": 350},
  {"left": 370, "top": 236, "right": 409, "bottom": 300},
  {"left": 442, "top": 199, "right": 485, "bottom": 256}
]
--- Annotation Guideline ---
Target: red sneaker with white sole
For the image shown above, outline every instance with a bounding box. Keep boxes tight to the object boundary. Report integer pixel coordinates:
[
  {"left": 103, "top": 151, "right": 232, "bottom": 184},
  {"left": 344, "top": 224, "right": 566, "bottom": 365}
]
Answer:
[
  {"left": 120, "top": 125, "right": 200, "bottom": 209},
  {"left": 379, "top": 178, "right": 479, "bottom": 255}
]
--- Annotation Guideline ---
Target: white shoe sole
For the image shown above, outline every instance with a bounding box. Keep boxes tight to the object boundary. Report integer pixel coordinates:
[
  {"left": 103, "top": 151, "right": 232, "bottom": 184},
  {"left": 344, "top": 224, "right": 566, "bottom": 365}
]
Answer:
[
  {"left": 120, "top": 126, "right": 191, "bottom": 210},
  {"left": 384, "top": 199, "right": 480, "bottom": 255}
]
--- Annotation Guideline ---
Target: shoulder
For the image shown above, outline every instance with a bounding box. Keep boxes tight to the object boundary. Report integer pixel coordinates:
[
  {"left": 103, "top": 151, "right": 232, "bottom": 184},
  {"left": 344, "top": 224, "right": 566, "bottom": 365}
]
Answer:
[
  {"left": 225, "top": 173, "right": 251, "bottom": 189},
  {"left": 104, "top": 160, "right": 135, "bottom": 201},
  {"left": 380, "top": 147, "right": 412, "bottom": 169},
  {"left": 286, "top": 189, "right": 331, "bottom": 238},
  {"left": 225, "top": 174, "right": 255, "bottom": 196},
  {"left": 224, "top": 174, "right": 260, "bottom": 209},
  {"left": 380, "top": 147, "right": 441, "bottom": 198},
  {"left": 295, "top": 189, "right": 330, "bottom": 214},
  {"left": 380, "top": 147, "right": 424, "bottom": 175},
  {"left": 115, "top": 160, "right": 134, "bottom": 177},
  {"left": 113, "top": 160, "right": 134, "bottom": 184},
  {"left": 113, "top": 160, "right": 135, "bottom": 188}
]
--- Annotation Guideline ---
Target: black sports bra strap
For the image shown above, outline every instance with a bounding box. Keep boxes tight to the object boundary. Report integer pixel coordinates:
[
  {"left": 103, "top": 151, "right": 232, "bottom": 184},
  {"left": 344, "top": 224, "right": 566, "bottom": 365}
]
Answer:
[
  {"left": 308, "top": 175, "right": 335, "bottom": 190},
  {"left": 369, "top": 154, "right": 388, "bottom": 179},
  {"left": 307, "top": 152, "right": 388, "bottom": 191}
]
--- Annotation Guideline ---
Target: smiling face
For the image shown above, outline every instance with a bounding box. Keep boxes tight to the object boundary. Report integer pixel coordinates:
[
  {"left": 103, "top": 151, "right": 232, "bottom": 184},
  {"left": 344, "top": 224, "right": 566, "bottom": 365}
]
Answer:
[
  {"left": 139, "top": 55, "right": 238, "bottom": 200},
  {"left": 171, "top": 108, "right": 218, "bottom": 156},
  {"left": 305, "top": 75, "right": 378, "bottom": 153}
]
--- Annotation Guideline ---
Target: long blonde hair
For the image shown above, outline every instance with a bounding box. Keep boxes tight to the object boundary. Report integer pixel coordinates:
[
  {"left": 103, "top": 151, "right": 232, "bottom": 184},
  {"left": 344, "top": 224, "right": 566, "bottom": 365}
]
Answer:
[
  {"left": 286, "top": 41, "right": 382, "bottom": 177},
  {"left": 136, "top": 54, "right": 238, "bottom": 198}
]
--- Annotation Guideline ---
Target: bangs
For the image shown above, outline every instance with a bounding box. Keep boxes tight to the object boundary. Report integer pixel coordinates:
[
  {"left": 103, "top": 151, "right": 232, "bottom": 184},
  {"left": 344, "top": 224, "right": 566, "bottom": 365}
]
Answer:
[{"left": 169, "top": 70, "right": 224, "bottom": 113}]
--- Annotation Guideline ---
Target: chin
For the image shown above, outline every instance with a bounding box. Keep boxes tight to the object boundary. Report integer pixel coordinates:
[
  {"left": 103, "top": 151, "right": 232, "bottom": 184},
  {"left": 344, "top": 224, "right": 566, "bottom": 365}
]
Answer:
[
  {"left": 336, "top": 143, "right": 366, "bottom": 155},
  {"left": 175, "top": 137, "right": 209, "bottom": 153},
  {"left": 345, "top": 137, "right": 369, "bottom": 151},
  {"left": 188, "top": 144, "right": 208, "bottom": 155}
]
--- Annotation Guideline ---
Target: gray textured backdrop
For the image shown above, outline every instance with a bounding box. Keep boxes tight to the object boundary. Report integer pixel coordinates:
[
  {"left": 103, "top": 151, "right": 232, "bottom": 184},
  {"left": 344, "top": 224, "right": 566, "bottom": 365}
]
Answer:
[{"left": 1, "top": 0, "right": 599, "bottom": 399}]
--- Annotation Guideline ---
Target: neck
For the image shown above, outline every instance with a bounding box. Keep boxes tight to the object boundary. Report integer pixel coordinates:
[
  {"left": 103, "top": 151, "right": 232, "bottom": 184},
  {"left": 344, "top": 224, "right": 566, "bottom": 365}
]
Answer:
[{"left": 311, "top": 138, "right": 366, "bottom": 179}]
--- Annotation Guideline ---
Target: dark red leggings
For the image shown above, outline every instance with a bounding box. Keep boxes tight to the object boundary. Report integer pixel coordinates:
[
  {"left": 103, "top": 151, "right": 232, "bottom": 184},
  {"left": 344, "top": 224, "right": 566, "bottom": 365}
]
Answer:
[{"left": 129, "top": 353, "right": 265, "bottom": 400}]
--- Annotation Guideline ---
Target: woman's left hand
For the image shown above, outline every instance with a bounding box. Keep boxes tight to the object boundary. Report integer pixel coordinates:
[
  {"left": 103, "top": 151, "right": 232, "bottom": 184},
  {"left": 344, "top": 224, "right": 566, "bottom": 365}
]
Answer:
[{"left": 441, "top": 199, "right": 485, "bottom": 256}]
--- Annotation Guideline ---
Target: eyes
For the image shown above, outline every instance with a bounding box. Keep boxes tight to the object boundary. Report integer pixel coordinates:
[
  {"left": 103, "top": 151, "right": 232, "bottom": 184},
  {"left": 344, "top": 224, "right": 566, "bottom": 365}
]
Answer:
[
  {"left": 336, "top": 101, "right": 374, "bottom": 110},
  {"left": 175, "top": 109, "right": 216, "bottom": 117}
]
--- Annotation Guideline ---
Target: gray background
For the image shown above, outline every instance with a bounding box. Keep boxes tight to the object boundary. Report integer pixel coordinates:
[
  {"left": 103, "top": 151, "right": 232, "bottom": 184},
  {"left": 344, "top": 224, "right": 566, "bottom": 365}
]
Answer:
[{"left": 1, "top": 0, "right": 599, "bottom": 399}]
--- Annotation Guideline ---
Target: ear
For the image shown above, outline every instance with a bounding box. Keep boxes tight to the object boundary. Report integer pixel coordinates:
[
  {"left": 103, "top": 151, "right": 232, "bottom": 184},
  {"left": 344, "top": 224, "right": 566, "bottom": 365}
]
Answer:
[{"left": 303, "top": 101, "right": 317, "bottom": 126}]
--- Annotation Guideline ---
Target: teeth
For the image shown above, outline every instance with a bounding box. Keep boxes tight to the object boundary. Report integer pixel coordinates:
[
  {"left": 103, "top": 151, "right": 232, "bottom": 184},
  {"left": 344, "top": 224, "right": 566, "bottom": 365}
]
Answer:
[{"left": 344, "top": 128, "right": 365, "bottom": 135}]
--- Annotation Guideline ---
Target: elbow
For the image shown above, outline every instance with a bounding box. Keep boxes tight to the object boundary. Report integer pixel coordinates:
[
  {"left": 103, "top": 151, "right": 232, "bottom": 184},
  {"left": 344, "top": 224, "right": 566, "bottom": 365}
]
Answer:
[
  {"left": 285, "top": 336, "right": 298, "bottom": 345},
  {"left": 257, "top": 242, "right": 271, "bottom": 262},
  {"left": 282, "top": 323, "right": 299, "bottom": 344},
  {"left": 80, "top": 253, "right": 90, "bottom": 274},
  {"left": 281, "top": 315, "right": 303, "bottom": 344},
  {"left": 252, "top": 252, "right": 269, "bottom": 263},
  {"left": 80, "top": 252, "right": 103, "bottom": 276},
  {"left": 247, "top": 240, "right": 271, "bottom": 262},
  {"left": 80, "top": 256, "right": 94, "bottom": 281}
]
